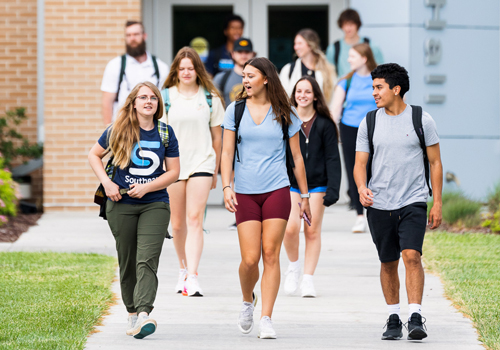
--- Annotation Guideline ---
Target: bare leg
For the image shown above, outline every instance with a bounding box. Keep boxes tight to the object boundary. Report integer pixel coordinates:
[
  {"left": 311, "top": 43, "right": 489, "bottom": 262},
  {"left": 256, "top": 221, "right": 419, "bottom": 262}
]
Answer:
[
  {"left": 380, "top": 260, "right": 400, "bottom": 305},
  {"left": 283, "top": 192, "right": 301, "bottom": 263},
  {"left": 303, "top": 193, "right": 326, "bottom": 275},
  {"left": 261, "top": 218, "right": 287, "bottom": 318},
  {"left": 168, "top": 180, "right": 187, "bottom": 269},
  {"left": 402, "top": 249, "right": 425, "bottom": 304},
  {"left": 237, "top": 220, "right": 262, "bottom": 302},
  {"left": 184, "top": 176, "right": 212, "bottom": 275}
]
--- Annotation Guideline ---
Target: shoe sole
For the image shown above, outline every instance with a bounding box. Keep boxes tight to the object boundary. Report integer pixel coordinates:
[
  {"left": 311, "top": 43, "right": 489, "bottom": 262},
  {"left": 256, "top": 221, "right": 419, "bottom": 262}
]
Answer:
[
  {"left": 133, "top": 322, "right": 156, "bottom": 339},
  {"left": 258, "top": 332, "right": 277, "bottom": 339},
  {"left": 301, "top": 294, "right": 316, "bottom": 298},
  {"left": 408, "top": 328, "right": 427, "bottom": 340},
  {"left": 188, "top": 292, "right": 203, "bottom": 297},
  {"left": 238, "top": 321, "right": 254, "bottom": 334},
  {"left": 381, "top": 333, "right": 403, "bottom": 340}
]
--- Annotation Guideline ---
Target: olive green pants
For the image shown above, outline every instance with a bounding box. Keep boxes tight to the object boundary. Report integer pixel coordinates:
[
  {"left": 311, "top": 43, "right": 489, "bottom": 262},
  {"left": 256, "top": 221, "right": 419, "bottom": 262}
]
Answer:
[{"left": 106, "top": 201, "right": 170, "bottom": 314}]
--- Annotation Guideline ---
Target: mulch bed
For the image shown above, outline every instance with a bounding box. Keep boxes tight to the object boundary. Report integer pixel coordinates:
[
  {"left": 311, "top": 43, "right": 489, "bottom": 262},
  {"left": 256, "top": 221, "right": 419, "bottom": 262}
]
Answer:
[{"left": 0, "top": 213, "right": 42, "bottom": 243}]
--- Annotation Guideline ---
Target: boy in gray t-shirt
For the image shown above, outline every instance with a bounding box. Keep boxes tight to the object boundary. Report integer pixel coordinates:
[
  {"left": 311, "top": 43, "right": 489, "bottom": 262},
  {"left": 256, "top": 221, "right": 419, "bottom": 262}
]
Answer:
[{"left": 353, "top": 63, "right": 443, "bottom": 342}]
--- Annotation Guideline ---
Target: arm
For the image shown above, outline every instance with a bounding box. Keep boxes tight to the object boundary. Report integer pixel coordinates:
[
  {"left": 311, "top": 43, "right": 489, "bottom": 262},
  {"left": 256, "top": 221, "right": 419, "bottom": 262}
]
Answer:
[
  {"left": 323, "top": 122, "right": 341, "bottom": 207},
  {"left": 127, "top": 157, "right": 180, "bottom": 199},
  {"left": 210, "top": 125, "right": 222, "bottom": 189},
  {"left": 330, "top": 85, "right": 346, "bottom": 125},
  {"left": 88, "top": 142, "right": 121, "bottom": 202},
  {"left": 353, "top": 151, "right": 374, "bottom": 207},
  {"left": 289, "top": 132, "right": 312, "bottom": 221},
  {"left": 427, "top": 143, "right": 443, "bottom": 229},
  {"left": 102, "top": 92, "right": 116, "bottom": 125},
  {"left": 221, "top": 128, "right": 238, "bottom": 212}
]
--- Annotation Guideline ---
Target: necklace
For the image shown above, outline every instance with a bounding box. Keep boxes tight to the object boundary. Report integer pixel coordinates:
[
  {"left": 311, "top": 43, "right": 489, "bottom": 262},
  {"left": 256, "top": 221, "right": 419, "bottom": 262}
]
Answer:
[{"left": 301, "top": 113, "right": 316, "bottom": 128}]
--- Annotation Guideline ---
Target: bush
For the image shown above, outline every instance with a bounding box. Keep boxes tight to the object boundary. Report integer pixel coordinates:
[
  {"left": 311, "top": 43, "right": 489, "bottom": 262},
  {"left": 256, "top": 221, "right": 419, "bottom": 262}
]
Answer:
[
  {"left": 429, "top": 191, "right": 482, "bottom": 227},
  {"left": 0, "top": 156, "right": 19, "bottom": 226},
  {"left": 487, "top": 182, "right": 500, "bottom": 213}
]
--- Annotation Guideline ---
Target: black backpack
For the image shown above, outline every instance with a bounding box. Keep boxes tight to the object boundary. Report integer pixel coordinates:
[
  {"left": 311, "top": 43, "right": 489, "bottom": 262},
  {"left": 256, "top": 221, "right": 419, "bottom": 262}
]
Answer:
[
  {"left": 365, "top": 105, "right": 432, "bottom": 196},
  {"left": 333, "top": 37, "right": 370, "bottom": 76},
  {"left": 233, "top": 99, "right": 295, "bottom": 179},
  {"left": 116, "top": 54, "right": 160, "bottom": 102}
]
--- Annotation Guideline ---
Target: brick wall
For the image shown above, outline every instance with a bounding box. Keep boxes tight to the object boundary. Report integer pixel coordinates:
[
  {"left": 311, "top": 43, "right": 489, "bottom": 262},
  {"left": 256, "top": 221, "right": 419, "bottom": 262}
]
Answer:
[{"left": 44, "top": 0, "right": 141, "bottom": 211}]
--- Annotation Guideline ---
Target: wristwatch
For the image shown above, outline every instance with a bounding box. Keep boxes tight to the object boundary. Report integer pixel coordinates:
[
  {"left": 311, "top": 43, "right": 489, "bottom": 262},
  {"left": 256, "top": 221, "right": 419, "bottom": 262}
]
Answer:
[{"left": 300, "top": 193, "right": 310, "bottom": 199}]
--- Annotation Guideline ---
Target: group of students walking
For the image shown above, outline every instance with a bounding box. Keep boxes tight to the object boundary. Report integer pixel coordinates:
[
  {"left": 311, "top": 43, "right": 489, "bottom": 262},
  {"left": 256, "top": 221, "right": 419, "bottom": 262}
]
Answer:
[{"left": 90, "top": 7, "right": 443, "bottom": 343}]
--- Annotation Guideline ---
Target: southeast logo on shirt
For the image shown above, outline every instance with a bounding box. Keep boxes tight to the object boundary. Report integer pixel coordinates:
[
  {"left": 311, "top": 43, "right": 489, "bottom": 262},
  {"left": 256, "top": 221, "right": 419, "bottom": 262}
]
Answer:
[{"left": 128, "top": 141, "right": 161, "bottom": 179}]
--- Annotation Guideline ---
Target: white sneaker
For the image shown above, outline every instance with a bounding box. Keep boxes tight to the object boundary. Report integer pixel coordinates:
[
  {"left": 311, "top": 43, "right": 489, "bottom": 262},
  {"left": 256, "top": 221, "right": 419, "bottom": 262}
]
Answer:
[
  {"left": 183, "top": 274, "right": 203, "bottom": 296},
  {"left": 125, "top": 314, "right": 138, "bottom": 335},
  {"left": 130, "top": 314, "right": 157, "bottom": 339},
  {"left": 258, "top": 316, "right": 277, "bottom": 339},
  {"left": 175, "top": 268, "right": 187, "bottom": 293},
  {"left": 228, "top": 222, "right": 237, "bottom": 230},
  {"left": 300, "top": 279, "right": 317, "bottom": 298},
  {"left": 352, "top": 216, "right": 366, "bottom": 233},
  {"left": 284, "top": 265, "right": 300, "bottom": 295},
  {"left": 237, "top": 292, "right": 258, "bottom": 334}
]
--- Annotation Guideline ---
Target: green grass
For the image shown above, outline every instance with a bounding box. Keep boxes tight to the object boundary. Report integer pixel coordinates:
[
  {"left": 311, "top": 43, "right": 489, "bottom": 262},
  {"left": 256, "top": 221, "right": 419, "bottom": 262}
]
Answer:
[
  {"left": 0, "top": 252, "right": 116, "bottom": 350},
  {"left": 424, "top": 232, "right": 500, "bottom": 350}
]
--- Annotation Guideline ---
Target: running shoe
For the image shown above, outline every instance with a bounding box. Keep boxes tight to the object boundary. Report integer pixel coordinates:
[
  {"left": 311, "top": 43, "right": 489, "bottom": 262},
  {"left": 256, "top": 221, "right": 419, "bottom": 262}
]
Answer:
[
  {"left": 237, "top": 292, "right": 258, "bottom": 334},
  {"left": 300, "top": 279, "right": 316, "bottom": 298},
  {"left": 381, "top": 314, "right": 403, "bottom": 340},
  {"left": 284, "top": 265, "right": 300, "bottom": 295},
  {"left": 228, "top": 222, "right": 237, "bottom": 230},
  {"left": 130, "top": 314, "right": 157, "bottom": 339},
  {"left": 352, "top": 216, "right": 366, "bottom": 233},
  {"left": 407, "top": 313, "right": 427, "bottom": 340},
  {"left": 258, "top": 316, "right": 277, "bottom": 339},
  {"left": 125, "top": 314, "right": 138, "bottom": 336},
  {"left": 183, "top": 274, "right": 203, "bottom": 297},
  {"left": 175, "top": 268, "right": 187, "bottom": 294}
]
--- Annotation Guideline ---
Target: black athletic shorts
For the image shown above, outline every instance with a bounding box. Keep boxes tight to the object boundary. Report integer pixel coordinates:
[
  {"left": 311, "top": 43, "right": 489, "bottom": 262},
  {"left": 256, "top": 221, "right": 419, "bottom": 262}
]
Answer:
[{"left": 366, "top": 202, "right": 427, "bottom": 263}]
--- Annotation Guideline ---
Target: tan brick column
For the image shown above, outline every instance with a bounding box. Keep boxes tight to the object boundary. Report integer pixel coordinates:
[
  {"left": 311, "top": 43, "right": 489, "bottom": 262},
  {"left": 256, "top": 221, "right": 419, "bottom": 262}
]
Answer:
[{"left": 44, "top": 0, "right": 141, "bottom": 211}]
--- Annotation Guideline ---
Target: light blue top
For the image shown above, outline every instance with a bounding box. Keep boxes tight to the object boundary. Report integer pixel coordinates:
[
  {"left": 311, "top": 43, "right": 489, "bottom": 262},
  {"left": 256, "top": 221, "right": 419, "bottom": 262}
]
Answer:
[
  {"left": 326, "top": 38, "right": 384, "bottom": 78},
  {"left": 223, "top": 101, "right": 302, "bottom": 194},
  {"left": 338, "top": 72, "right": 378, "bottom": 128}
]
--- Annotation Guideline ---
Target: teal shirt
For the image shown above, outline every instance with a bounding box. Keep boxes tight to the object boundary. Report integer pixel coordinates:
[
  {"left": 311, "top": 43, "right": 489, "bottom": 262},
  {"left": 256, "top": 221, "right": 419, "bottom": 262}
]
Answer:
[{"left": 326, "top": 38, "right": 384, "bottom": 78}]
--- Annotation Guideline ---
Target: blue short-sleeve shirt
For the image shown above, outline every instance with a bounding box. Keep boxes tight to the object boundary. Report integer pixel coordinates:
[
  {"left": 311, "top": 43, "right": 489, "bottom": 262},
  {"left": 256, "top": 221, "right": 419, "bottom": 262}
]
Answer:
[
  {"left": 98, "top": 123, "right": 179, "bottom": 204},
  {"left": 339, "top": 72, "right": 377, "bottom": 128},
  {"left": 223, "top": 101, "right": 301, "bottom": 194}
]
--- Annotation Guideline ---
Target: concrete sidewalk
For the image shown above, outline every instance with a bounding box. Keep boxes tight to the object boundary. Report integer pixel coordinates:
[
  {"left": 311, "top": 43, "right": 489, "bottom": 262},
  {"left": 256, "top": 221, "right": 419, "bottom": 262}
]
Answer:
[{"left": 6, "top": 205, "right": 483, "bottom": 349}]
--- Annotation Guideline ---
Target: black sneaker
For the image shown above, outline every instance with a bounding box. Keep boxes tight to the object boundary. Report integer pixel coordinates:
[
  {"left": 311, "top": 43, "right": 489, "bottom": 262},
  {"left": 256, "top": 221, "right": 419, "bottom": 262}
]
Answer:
[
  {"left": 382, "top": 314, "right": 403, "bottom": 340},
  {"left": 407, "top": 313, "right": 427, "bottom": 340}
]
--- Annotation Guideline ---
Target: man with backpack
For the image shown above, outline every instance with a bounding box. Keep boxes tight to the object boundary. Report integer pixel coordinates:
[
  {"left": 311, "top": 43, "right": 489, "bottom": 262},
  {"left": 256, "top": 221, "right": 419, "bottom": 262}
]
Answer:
[
  {"left": 101, "top": 20, "right": 169, "bottom": 124},
  {"left": 353, "top": 63, "right": 443, "bottom": 341},
  {"left": 326, "top": 9, "right": 383, "bottom": 78},
  {"left": 213, "top": 38, "right": 256, "bottom": 107}
]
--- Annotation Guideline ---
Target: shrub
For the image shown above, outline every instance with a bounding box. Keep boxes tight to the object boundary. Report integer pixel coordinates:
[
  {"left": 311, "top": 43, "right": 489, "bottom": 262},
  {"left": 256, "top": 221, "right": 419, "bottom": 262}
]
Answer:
[
  {"left": 429, "top": 191, "right": 482, "bottom": 227},
  {"left": 487, "top": 182, "right": 500, "bottom": 213},
  {"left": 0, "top": 157, "right": 19, "bottom": 225}
]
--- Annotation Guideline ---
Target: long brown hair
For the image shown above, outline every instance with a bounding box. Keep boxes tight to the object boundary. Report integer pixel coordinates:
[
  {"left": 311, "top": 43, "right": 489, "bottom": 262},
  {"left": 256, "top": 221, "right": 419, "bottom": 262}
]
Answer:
[
  {"left": 296, "top": 29, "right": 336, "bottom": 102},
  {"left": 342, "top": 43, "right": 377, "bottom": 82},
  {"left": 108, "top": 81, "right": 164, "bottom": 169},
  {"left": 162, "top": 46, "right": 224, "bottom": 106},
  {"left": 291, "top": 76, "right": 338, "bottom": 137},
  {"left": 236, "top": 57, "right": 295, "bottom": 124}
]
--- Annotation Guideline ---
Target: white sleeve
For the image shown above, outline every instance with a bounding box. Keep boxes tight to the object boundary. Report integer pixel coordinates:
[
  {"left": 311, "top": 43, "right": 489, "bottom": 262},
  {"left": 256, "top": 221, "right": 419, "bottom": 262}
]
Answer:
[
  {"left": 279, "top": 63, "right": 291, "bottom": 92},
  {"left": 422, "top": 112, "right": 440, "bottom": 146},
  {"left": 100, "top": 57, "right": 121, "bottom": 93},
  {"left": 356, "top": 118, "right": 370, "bottom": 153},
  {"left": 209, "top": 95, "right": 225, "bottom": 127}
]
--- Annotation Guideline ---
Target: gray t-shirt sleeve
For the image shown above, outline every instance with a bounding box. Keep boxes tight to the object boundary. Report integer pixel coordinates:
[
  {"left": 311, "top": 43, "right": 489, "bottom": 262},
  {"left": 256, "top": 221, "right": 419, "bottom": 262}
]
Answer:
[
  {"left": 422, "top": 112, "right": 440, "bottom": 146},
  {"left": 222, "top": 102, "right": 236, "bottom": 131},
  {"left": 356, "top": 117, "right": 370, "bottom": 153}
]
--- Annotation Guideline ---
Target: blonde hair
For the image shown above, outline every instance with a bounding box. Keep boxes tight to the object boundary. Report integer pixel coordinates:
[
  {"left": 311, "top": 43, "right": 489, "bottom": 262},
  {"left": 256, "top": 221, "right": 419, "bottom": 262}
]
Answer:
[
  {"left": 296, "top": 29, "right": 336, "bottom": 102},
  {"left": 108, "top": 81, "right": 164, "bottom": 169},
  {"left": 162, "top": 46, "right": 224, "bottom": 108}
]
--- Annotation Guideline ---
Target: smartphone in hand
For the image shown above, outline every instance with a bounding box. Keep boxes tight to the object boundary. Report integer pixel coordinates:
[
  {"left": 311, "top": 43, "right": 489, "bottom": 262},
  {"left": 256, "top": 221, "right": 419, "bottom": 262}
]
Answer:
[{"left": 298, "top": 203, "right": 311, "bottom": 226}]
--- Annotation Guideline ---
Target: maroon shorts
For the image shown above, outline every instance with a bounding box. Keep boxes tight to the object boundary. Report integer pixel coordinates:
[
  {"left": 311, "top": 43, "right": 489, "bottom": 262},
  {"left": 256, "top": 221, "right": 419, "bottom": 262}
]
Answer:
[{"left": 235, "top": 187, "right": 291, "bottom": 225}]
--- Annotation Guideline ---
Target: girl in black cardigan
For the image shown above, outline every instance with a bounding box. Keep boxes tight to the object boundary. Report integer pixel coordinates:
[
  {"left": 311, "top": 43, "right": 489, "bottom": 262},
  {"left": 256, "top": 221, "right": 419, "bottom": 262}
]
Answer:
[{"left": 283, "top": 76, "right": 341, "bottom": 297}]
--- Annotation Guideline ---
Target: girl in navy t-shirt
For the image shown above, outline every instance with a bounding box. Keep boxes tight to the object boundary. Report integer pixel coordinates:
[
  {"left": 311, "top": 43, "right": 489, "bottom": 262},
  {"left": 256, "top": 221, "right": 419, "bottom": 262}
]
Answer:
[{"left": 88, "top": 81, "right": 180, "bottom": 340}]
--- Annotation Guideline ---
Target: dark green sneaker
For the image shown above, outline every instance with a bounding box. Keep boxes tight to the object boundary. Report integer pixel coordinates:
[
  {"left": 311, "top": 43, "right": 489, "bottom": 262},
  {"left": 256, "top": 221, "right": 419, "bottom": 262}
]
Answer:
[
  {"left": 407, "top": 313, "right": 427, "bottom": 340},
  {"left": 382, "top": 314, "right": 403, "bottom": 340}
]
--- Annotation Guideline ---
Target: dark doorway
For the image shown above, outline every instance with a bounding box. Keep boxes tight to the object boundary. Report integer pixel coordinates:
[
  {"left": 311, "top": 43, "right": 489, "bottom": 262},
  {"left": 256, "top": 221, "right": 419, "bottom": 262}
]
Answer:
[
  {"left": 268, "top": 6, "right": 329, "bottom": 71},
  {"left": 173, "top": 6, "right": 233, "bottom": 57}
]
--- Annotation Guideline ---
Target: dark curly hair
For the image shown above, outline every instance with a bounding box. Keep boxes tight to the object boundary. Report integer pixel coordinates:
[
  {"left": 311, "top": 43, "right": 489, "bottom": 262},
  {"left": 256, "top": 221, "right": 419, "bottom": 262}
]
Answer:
[
  {"left": 371, "top": 63, "right": 410, "bottom": 98},
  {"left": 337, "top": 9, "right": 362, "bottom": 29}
]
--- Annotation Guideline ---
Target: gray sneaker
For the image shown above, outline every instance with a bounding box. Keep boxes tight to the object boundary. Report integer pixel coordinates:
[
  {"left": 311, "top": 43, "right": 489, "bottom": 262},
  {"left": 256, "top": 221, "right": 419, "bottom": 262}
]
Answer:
[
  {"left": 125, "top": 315, "right": 138, "bottom": 335},
  {"left": 130, "top": 314, "right": 157, "bottom": 339},
  {"left": 237, "top": 293, "right": 258, "bottom": 334},
  {"left": 258, "top": 316, "right": 277, "bottom": 339}
]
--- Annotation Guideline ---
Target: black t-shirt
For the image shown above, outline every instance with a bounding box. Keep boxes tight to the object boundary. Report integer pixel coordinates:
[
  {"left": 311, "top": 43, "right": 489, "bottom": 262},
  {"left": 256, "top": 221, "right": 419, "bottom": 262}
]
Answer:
[{"left": 301, "top": 61, "right": 316, "bottom": 78}]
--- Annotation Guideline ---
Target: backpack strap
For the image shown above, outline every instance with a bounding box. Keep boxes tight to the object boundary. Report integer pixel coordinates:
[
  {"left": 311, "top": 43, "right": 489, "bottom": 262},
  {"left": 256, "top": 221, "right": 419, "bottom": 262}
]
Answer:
[
  {"left": 288, "top": 60, "right": 297, "bottom": 80},
  {"left": 344, "top": 75, "right": 353, "bottom": 98},
  {"left": 233, "top": 99, "right": 246, "bottom": 163},
  {"left": 333, "top": 40, "right": 341, "bottom": 76},
  {"left": 204, "top": 89, "right": 213, "bottom": 114},
  {"left": 161, "top": 88, "right": 171, "bottom": 114},
  {"left": 151, "top": 55, "right": 160, "bottom": 86},
  {"left": 366, "top": 109, "right": 378, "bottom": 186},
  {"left": 281, "top": 113, "right": 295, "bottom": 180},
  {"left": 363, "top": 37, "right": 370, "bottom": 44},
  {"left": 116, "top": 54, "right": 127, "bottom": 102},
  {"left": 157, "top": 120, "right": 169, "bottom": 148},
  {"left": 411, "top": 105, "right": 432, "bottom": 196},
  {"left": 219, "top": 70, "right": 232, "bottom": 96}
]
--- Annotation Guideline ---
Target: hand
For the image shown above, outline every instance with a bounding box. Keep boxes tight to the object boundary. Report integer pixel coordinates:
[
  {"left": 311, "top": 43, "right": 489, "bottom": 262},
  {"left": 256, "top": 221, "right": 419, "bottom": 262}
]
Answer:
[
  {"left": 104, "top": 180, "right": 121, "bottom": 202},
  {"left": 128, "top": 183, "right": 149, "bottom": 199},
  {"left": 211, "top": 174, "right": 218, "bottom": 190},
  {"left": 359, "top": 186, "right": 374, "bottom": 207},
  {"left": 223, "top": 187, "right": 238, "bottom": 213},
  {"left": 299, "top": 198, "right": 312, "bottom": 223},
  {"left": 428, "top": 203, "right": 442, "bottom": 229}
]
